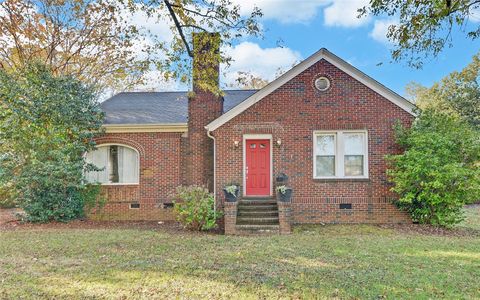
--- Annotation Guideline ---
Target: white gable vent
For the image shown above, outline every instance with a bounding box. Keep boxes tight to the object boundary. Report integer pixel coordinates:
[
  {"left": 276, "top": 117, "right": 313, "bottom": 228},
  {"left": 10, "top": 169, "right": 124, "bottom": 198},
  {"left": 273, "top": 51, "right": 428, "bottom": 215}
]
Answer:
[{"left": 314, "top": 77, "right": 330, "bottom": 91}]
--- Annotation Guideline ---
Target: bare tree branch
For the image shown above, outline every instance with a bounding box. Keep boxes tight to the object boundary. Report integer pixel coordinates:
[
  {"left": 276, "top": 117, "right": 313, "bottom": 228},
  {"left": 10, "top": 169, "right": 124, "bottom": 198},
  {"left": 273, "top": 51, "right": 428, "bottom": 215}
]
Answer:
[{"left": 164, "top": 0, "right": 193, "bottom": 57}]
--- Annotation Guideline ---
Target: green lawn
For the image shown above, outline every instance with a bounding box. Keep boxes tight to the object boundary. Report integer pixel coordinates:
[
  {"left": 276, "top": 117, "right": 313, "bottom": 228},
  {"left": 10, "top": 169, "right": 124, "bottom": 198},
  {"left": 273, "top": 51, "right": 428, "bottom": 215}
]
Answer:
[
  {"left": 1, "top": 208, "right": 479, "bottom": 299},
  {"left": 460, "top": 204, "right": 480, "bottom": 231}
]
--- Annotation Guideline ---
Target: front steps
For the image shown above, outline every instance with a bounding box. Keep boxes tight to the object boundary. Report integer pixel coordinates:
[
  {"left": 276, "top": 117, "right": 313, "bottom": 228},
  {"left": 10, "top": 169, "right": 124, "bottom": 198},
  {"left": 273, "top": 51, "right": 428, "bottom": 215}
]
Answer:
[{"left": 235, "top": 198, "right": 279, "bottom": 234}]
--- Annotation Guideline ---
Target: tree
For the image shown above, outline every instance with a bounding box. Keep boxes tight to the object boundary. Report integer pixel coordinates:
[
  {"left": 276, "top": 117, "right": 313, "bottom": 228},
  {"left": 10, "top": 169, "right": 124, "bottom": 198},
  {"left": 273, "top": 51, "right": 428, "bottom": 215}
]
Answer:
[
  {"left": 0, "top": 0, "right": 262, "bottom": 94},
  {"left": 227, "top": 66, "right": 292, "bottom": 90},
  {"left": 407, "top": 52, "right": 480, "bottom": 129},
  {"left": 0, "top": 63, "right": 104, "bottom": 222},
  {"left": 361, "top": 1, "right": 480, "bottom": 68},
  {"left": 229, "top": 71, "right": 269, "bottom": 89},
  {"left": 0, "top": 0, "right": 146, "bottom": 93},
  {"left": 387, "top": 109, "right": 480, "bottom": 227}
]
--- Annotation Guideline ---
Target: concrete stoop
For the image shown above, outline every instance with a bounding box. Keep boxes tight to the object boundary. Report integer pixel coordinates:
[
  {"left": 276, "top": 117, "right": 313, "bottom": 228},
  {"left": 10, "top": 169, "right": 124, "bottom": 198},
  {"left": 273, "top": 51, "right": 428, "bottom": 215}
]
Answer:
[{"left": 224, "top": 198, "right": 292, "bottom": 235}]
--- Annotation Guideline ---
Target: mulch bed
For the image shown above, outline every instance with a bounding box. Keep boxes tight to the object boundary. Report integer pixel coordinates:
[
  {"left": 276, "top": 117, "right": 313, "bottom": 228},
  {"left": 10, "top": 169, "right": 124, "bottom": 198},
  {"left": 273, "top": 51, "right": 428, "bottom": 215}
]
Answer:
[
  {"left": 2, "top": 207, "right": 478, "bottom": 237},
  {"left": 0, "top": 212, "right": 223, "bottom": 235},
  {"left": 1, "top": 218, "right": 178, "bottom": 231},
  {"left": 0, "top": 208, "right": 22, "bottom": 225}
]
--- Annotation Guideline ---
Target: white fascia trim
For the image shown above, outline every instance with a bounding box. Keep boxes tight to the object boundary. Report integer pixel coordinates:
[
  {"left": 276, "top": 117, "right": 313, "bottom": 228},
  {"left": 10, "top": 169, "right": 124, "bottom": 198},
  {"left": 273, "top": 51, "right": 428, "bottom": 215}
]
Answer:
[
  {"left": 205, "top": 48, "right": 416, "bottom": 132},
  {"left": 103, "top": 123, "right": 188, "bottom": 133}
]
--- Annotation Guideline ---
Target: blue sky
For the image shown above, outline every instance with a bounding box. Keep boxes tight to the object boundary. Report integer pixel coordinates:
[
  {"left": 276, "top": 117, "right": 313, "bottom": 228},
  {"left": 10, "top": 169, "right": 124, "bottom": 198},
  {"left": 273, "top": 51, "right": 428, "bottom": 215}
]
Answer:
[
  {"left": 219, "top": 0, "right": 480, "bottom": 97},
  {"left": 129, "top": 0, "right": 480, "bottom": 97}
]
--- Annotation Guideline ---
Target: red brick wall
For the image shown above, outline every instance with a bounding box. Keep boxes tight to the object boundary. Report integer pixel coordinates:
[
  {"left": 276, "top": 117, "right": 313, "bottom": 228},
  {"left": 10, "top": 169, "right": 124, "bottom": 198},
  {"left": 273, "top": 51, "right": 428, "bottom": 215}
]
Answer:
[
  {"left": 88, "top": 132, "right": 184, "bottom": 221},
  {"left": 213, "top": 59, "right": 413, "bottom": 224}
]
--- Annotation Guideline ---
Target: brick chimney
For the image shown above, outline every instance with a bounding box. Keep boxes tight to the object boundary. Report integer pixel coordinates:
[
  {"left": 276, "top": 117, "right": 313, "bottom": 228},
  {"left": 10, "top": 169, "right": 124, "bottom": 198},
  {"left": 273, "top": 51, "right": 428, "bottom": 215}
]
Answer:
[{"left": 186, "top": 32, "right": 223, "bottom": 189}]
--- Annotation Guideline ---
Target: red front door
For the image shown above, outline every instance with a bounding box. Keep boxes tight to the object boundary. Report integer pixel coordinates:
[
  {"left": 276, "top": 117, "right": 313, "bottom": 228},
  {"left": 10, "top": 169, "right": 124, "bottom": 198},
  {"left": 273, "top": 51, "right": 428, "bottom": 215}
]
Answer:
[{"left": 245, "top": 139, "right": 271, "bottom": 196}]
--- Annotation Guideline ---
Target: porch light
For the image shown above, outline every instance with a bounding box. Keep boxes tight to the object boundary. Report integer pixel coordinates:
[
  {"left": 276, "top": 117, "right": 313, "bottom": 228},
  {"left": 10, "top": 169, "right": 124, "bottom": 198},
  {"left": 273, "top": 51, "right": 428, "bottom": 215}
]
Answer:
[
  {"left": 277, "top": 139, "right": 282, "bottom": 146},
  {"left": 234, "top": 140, "right": 240, "bottom": 147}
]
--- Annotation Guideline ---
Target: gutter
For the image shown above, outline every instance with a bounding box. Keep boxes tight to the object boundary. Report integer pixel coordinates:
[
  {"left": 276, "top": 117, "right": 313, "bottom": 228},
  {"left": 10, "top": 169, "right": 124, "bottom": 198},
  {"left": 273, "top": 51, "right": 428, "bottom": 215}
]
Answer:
[
  {"left": 103, "top": 123, "right": 188, "bottom": 133},
  {"left": 206, "top": 129, "right": 217, "bottom": 213}
]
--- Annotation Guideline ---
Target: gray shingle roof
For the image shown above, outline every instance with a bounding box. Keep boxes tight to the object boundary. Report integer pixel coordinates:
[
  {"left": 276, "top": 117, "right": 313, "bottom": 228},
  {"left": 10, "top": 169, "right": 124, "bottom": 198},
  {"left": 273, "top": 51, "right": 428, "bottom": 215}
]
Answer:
[{"left": 101, "top": 90, "right": 258, "bottom": 125}]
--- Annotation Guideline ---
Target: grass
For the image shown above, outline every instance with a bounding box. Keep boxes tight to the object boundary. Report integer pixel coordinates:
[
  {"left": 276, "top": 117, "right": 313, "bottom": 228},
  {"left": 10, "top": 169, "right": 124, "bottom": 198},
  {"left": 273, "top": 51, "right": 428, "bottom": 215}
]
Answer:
[
  {"left": 0, "top": 208, "right": 479, "bottom": 299},
  {"left": 459, "top": 204, "right": 480, "bottom": 231}
]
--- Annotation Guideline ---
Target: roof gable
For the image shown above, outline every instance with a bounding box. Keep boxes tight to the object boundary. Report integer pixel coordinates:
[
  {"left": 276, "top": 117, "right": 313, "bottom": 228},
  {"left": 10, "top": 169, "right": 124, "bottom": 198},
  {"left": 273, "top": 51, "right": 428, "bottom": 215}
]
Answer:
[{"left": 205, "top": 48, "right": 416, "bottom": 132}]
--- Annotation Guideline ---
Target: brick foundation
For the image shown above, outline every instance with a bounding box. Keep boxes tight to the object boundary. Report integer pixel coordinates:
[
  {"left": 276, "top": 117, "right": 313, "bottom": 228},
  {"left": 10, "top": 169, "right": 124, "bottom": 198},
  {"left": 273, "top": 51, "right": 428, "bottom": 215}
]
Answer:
[{"left": 291, "top": 197, "right": 409, "bottom": 224}]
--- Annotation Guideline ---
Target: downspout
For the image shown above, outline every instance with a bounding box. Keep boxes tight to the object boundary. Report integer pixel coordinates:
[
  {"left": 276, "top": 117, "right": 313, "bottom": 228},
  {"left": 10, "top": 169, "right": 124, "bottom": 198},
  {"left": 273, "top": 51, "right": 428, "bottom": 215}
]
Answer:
[{"left": 206, "top": 129, "right": 216, "bottom": 212}]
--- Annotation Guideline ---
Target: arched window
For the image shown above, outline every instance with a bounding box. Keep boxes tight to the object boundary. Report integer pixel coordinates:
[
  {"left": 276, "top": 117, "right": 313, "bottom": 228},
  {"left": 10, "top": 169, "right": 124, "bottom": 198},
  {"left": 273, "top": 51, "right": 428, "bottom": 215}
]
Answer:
[{"left": 85, "top": 144, "right": 139, "bottom": 184}]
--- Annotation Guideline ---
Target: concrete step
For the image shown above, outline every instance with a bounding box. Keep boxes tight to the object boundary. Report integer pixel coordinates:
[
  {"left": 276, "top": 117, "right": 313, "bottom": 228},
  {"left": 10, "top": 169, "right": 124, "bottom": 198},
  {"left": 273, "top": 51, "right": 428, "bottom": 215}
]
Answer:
[
  {"left": 238, "top": 210, "right": 279, "bottom": 217},
  {"left": 237, "top": 204, "right": 278, "bottom": 211},
  {"left": 237, "top": 216, "right": 279, "bottom": 225},
  {"left": 238, "top": 199, "right": 277, "bottom": 205},
  {"left": 235, "top": 224, "right": 280, "bottom": 235}
]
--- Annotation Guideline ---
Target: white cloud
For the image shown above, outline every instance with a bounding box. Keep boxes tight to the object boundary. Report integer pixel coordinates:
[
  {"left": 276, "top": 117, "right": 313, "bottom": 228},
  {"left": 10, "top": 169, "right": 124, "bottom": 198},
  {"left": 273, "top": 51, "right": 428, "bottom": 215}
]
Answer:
[
  {"left": 470, "top": 7, "right": 480, "bottom": 22},
  {"left": 222, "top": 42, "right": 302, "bottom": 87},
  {"left": 134, "top": 69, "right": 183, "bottom": 91},
  {"left": 324, "top": 0, "right": 370, "bottom": 27},
  {"left": 370, "top": 19, "right": 397, "bottom": 44},
  {"left": 116, "top": 3, "right": 174, "bottom": 61},
  {"left": 231, "top": 0, "right": 369, "bottom": 27},
  {"left": 231, "top": 0, "right": 329, "bottom": 24}
]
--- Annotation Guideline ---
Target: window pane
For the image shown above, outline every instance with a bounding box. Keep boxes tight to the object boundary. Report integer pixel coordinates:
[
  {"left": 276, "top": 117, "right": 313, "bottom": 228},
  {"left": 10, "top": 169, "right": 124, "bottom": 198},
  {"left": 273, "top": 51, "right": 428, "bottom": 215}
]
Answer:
[
  {"left": 316, "top": 135, "right": 335, "bottom": 155},
  {"left": 118, "top": 146, "right": 139, "bottom": 183},
  {"left": 344, "top": 133, "right": 364, "bottom": 155},
  {"left": 345, "top": 155, "right": 363, "bottom": 176},
  {"left": 316, "top": 156, "right": 335, "bottom": 177},
  {"left": 85, "top": 147, "right": 109, "bottom": 183}
]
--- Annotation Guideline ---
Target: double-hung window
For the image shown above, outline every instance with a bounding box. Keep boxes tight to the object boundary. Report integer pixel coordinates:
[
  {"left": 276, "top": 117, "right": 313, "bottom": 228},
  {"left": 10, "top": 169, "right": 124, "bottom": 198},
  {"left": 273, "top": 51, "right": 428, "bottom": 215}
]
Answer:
[{"left": 314, "top": 131, "right": 368, "bottom": 179}]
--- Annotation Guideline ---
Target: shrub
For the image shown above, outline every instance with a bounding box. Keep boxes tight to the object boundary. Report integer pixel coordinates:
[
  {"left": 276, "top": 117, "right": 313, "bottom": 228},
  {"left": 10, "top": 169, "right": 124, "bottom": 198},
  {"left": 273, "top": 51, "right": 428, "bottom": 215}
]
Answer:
[
  {"left": 0, "top": 185, "right": 16, "bottom": 209},
  {"left": 0, "top": 63, "right": 104, "bottom": 222},
  {"left": 173, "top": 186, "right": 222, "bottom": 231},
  {"left": 21, "top": 184, "right": 102, "bottom": 223},
  {"left": 387, "top": 109, "right": 480, "bottom": 227}
]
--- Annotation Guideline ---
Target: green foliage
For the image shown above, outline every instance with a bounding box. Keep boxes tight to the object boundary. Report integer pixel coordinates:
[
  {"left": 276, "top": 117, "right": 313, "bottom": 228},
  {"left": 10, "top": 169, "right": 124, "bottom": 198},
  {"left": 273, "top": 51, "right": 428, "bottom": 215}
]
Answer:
[
  {"left": 410, "top": 52, "right": 480, "bottom": 129},
  {"left": 361, "top": 1, "right": 480, "bottom": 68},
  {"left": 173, "top": 186, "right": 222, "bottom": 231},
  {"left": 223, "top": 184, "right": 238, "bottom": 196},
  {"left": 0, "top": 63, "right": 104, "bottom": 222},
  {"left": 0, "top": 185, "right": 16, "bottom": 208},
  {"left": 387, "top": 109, "right": 480, "bottom": 227},
  {"left": 0, "top": 0, "right": 263, "bottom": 95},
  {"left": 276, "top": 185, "right": 289, "bottom": 195}
]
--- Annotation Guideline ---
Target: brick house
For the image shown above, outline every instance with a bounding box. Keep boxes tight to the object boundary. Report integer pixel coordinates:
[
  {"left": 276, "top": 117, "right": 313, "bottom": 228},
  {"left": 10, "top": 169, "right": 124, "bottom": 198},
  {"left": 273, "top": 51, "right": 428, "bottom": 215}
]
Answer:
[{"left": 87, "top": 33, "right": 416, "bottom": 234}]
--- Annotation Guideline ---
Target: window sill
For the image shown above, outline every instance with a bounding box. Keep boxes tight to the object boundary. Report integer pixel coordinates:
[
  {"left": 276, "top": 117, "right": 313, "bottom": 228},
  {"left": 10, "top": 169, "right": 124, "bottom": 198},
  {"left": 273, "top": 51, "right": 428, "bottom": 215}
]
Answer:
[
  {"left": 313, "top": 178, "right": 370, "bottom": 183},
  {"left": 100, "top": 183, "right": 140, "bottom": 186}
]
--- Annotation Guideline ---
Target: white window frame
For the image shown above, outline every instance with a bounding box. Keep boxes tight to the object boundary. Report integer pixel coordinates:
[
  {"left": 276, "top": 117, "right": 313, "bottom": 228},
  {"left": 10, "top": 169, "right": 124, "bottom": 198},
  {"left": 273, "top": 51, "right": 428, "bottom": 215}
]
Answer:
[
  {"left": 86, "top": 144, "right": 140, "bottom": 186},
  {"left": 313, "top": 130, "right": 369, "bottom": 179}
]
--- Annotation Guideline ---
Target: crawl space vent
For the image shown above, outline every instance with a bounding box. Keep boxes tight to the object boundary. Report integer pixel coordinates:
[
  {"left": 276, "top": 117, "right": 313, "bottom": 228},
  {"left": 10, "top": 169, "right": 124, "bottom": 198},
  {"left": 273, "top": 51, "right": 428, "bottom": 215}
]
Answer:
[{"left": 130, "top": 203, "right": 140, "bottom": 209}]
